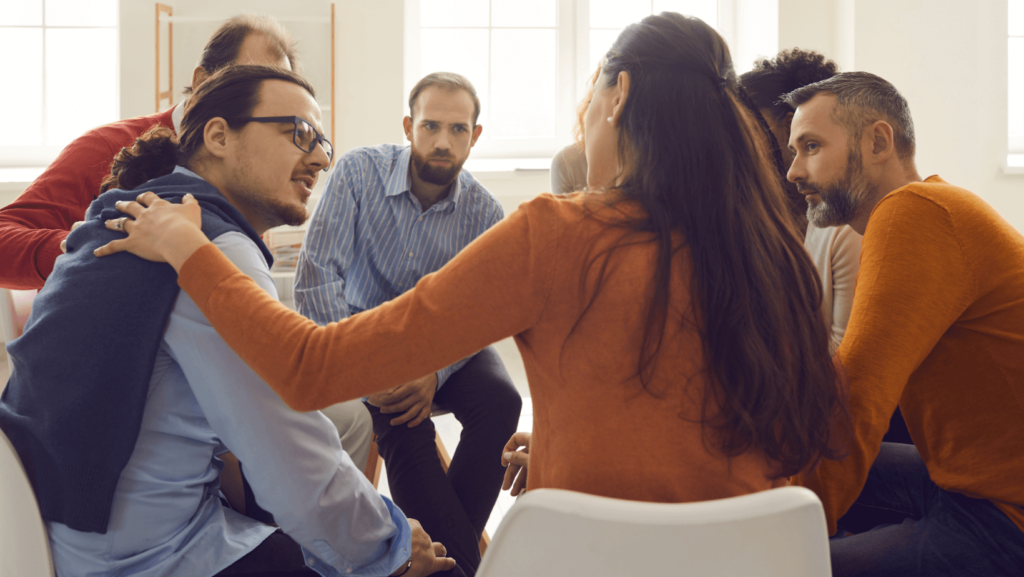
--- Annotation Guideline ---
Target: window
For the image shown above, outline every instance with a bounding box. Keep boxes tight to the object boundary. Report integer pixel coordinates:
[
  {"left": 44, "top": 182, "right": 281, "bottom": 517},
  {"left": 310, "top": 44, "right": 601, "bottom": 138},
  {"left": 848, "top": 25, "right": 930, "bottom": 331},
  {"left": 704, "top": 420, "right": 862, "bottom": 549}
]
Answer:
[
  {"left": 406, "top": 0, "right": 725, "bottom": 161},
  {"left": 1009, "top": 0, "right": 1024, "bottom": 167},
  {"left": 0, "top": 0, "right": 119, "bottom": 168}
]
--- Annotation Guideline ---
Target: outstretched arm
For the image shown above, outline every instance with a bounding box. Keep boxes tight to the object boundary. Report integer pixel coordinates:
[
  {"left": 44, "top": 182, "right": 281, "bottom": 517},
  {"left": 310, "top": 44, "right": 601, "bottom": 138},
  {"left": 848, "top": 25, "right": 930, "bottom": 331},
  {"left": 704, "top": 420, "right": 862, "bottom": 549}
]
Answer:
[{"left": 95, "top": 191, "right": 561, "bottom": 412}]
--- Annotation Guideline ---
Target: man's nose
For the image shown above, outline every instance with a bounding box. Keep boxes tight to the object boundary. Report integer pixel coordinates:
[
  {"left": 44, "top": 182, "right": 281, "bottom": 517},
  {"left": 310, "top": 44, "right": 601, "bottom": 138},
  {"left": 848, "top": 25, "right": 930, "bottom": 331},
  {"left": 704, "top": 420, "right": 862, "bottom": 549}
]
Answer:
[{"left": 787, "top": 156, "right": 804, "bottom": 184}]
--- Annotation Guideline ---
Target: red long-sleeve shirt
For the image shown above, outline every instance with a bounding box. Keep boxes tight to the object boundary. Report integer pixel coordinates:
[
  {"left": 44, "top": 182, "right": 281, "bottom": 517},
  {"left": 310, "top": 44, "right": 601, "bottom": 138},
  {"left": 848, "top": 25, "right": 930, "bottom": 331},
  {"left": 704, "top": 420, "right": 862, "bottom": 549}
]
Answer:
[{"left": 0, "top": 109, "right": 173, "bottom": 289}]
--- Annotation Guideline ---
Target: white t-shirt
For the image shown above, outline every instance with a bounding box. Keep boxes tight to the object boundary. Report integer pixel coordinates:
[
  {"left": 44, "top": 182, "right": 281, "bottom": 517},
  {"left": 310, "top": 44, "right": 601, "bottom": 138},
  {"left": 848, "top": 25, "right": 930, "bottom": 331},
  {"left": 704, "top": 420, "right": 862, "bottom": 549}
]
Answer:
[{"left": 804, "top": 223, "right": 863, "bottom": 355}]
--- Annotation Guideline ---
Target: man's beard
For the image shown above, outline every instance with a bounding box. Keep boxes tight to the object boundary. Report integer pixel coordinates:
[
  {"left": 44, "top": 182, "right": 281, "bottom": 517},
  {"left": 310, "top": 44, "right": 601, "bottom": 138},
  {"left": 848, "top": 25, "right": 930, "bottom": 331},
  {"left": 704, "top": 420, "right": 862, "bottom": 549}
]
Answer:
[
  {"left": 800, "top": 146, "right": 874, "bottom": 228},
  {"left": 410, "top": 147, "right": 464, "bottom": 186},
  {"left": 231, "top": 161, "right": 310, "bottom": 229}
]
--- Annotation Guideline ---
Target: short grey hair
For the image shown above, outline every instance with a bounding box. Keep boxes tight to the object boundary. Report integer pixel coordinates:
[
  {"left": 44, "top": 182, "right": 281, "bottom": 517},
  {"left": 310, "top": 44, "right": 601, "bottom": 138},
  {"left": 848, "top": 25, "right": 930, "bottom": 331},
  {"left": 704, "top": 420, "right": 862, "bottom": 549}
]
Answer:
[
  {"left": 408, "top": 72, "right": 481, "bottom": 125},
  {"left": 782, "top": 71, "right": 916, "bottom": 161}
]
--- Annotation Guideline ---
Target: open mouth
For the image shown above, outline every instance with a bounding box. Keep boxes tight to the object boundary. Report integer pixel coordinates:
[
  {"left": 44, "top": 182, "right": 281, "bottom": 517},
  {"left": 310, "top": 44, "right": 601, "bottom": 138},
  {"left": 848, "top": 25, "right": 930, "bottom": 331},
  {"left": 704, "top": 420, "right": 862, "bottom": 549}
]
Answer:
[{"left": 291, "top": 175, "right": 315, "bottom": 194}]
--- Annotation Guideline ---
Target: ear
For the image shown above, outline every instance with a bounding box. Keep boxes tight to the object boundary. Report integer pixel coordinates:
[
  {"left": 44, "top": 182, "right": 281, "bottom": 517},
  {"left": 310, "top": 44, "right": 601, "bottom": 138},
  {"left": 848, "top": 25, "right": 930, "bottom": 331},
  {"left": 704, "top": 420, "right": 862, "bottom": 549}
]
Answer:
[
  {"left": 403, "top": 116, "right": 413, "bottom": 142},
  {"left": 867, "top": 120, "right": 896, "bottom": 163},
  {"left": 203, "top": 117, "right": 232, "bottom": 161},
  {"left": 608, "top": 71, "right": 631, "bottom": 127},
  {"left": 469, "top": 124, "right": 483, "bottom": 147},
  {"left": 191, "top": 66, "right": 209, "bottom": 92}
]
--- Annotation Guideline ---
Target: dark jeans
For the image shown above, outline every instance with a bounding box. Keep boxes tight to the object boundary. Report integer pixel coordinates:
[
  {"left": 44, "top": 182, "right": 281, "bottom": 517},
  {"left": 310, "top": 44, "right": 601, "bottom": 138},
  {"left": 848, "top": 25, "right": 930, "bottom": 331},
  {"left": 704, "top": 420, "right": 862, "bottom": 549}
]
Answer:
[
  {"left": 831, "top": 443, "right": 1024, "bottom": 576},
  {"left": 366, "top": 346, "right": 522, "bottom": 577},
  {"left": 215, "top": 531, "right": 316, "bottom": 576}
]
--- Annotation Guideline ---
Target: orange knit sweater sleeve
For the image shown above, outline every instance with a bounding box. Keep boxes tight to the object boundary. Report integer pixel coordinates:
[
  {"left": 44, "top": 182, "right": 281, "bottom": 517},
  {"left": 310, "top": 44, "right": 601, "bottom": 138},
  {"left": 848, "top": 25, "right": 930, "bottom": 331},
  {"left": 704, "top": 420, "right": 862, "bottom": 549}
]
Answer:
[
  {"left": 794, "top": 188, "right": 973, "bottom": 534},
  {"left": 177, "top": 196, "right": 561, "bottom": 412}
]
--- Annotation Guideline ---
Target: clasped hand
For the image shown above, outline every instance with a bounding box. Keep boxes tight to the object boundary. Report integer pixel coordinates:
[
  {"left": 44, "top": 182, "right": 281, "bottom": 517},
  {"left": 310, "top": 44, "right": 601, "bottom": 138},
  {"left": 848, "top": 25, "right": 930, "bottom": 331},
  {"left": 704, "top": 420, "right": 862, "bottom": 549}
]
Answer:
[{"left": 367, "top": 373, "right": 439, "bottom": 428}]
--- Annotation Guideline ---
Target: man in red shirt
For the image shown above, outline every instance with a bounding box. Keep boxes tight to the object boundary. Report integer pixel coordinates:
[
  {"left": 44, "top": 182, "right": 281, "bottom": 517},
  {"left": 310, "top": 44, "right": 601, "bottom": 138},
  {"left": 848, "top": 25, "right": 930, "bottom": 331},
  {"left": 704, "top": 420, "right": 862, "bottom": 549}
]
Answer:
[{"left": 0, "top": 15, "right": 296, "bottom": 291}]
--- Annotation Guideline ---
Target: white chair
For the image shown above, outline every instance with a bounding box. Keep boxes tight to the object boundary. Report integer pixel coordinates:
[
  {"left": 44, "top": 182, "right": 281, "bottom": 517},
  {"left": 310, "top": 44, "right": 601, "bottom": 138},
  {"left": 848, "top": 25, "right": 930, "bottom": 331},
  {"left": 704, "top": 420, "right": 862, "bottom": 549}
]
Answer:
[
  {"left": 0, "top": 428, "right": 54, "bottom": 576},
  {"left": 477, "top": 486, "right": 832, "bottom": 577}
]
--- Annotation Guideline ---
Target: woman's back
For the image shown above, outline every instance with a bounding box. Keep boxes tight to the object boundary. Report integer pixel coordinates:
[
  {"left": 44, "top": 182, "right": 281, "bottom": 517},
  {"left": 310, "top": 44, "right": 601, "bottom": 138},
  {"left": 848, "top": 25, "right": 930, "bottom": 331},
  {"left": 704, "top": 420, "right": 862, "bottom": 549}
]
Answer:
[{"left": 509, "top": 193, "right": 779, "bottom": 501}]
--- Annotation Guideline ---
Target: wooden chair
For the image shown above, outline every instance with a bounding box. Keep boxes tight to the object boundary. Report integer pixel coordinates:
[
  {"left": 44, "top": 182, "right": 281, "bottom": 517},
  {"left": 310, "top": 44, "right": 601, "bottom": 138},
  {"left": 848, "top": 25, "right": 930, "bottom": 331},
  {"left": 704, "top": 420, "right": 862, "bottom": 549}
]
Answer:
[{"left": 363, "top": 406, "right": 490, "bottom": 555}]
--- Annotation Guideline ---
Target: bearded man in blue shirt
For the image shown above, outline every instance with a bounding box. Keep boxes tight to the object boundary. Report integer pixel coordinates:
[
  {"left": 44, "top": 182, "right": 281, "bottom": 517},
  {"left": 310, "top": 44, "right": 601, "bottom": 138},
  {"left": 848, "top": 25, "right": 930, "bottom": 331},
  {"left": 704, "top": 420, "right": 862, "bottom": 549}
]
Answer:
[{"left": 294, "top": 72, "right": 522, "bottom": 577}]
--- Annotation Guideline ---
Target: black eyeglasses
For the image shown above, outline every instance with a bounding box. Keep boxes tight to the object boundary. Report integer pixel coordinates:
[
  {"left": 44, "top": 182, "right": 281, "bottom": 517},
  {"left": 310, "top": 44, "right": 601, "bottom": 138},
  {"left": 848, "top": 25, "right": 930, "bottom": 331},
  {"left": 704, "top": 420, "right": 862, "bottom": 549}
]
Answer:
[{"left": 231, "top": 116, "right": 334, "bottom": 171}]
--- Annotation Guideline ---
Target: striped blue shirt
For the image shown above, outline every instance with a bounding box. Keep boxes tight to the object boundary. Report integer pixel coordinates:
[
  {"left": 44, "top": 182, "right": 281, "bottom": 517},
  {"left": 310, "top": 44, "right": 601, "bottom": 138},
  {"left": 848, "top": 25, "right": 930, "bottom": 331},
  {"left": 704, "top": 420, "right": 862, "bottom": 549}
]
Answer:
[{"left": 295, "top": 144, "right": 504, "bottom": 387}]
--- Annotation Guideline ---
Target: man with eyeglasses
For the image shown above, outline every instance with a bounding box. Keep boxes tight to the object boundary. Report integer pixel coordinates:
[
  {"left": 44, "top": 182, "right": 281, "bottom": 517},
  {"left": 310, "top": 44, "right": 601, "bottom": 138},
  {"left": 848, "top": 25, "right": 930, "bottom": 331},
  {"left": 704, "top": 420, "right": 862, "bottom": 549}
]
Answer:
[
  {"left": 0, "top": 13, "right": 376, "bottom": 507},
  {"left": 294, "top": 72, "right": 521, "bottom": 576},
  {"left": 2, "top": 65, "right": 456, "bottom": 577}
]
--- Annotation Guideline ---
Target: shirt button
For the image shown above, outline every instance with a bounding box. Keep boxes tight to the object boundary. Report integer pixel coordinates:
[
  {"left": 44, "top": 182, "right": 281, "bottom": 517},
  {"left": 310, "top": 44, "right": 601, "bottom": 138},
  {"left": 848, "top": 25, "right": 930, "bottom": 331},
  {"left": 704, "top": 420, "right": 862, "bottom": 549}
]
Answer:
[
  {"left": 397, "top": 282, "right": 403, "bottom": 288},
  {"left": 418, "top": 216, "right": 423, "bottom": 222},
  {"left": 345, "top": 569, "right": 353, "bottom": 574},
  {"left": 408, "top": 251, "right": 414, "bottom": 258},
  {"left": 307, "top": 558, "right": 316, "bottom": 565}
]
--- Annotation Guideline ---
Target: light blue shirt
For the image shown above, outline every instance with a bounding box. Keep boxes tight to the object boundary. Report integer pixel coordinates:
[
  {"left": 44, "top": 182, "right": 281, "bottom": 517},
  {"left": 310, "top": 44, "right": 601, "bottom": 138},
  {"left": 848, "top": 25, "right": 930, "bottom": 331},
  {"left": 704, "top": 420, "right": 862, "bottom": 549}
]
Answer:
[
  {"left": 47, "top": 167, "right": 411, "bottom": 577},
  {"left": 295, "top": 144, "right": 504, "bottom": 387}
]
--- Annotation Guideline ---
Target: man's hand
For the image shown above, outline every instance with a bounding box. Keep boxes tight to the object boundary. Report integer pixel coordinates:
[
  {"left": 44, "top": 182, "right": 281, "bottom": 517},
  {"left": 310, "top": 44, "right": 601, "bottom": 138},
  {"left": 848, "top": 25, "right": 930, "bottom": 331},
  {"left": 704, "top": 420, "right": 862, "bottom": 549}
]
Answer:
[
  {"left": 501, "top": 431, "right": 532, "bottom": 496},
  {"left": 367, "top": 373, "right": 438, "bottom": 428},
  {"left": 394, "top": 519, "right": 455, "bottom": 577}
]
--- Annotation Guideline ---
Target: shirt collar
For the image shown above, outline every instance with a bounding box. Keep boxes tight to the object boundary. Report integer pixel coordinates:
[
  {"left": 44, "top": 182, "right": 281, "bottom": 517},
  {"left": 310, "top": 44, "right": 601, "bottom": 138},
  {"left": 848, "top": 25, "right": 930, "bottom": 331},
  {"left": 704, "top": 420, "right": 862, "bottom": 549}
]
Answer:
[
  {"left": 172, "top": 165, "right": 204, "bottom": 181},
  {"left": 171, "top": 99, "right": 186, "bottom": 134},
  {"left": 386, "top": 146, "right": 464, "bottom": 209}
]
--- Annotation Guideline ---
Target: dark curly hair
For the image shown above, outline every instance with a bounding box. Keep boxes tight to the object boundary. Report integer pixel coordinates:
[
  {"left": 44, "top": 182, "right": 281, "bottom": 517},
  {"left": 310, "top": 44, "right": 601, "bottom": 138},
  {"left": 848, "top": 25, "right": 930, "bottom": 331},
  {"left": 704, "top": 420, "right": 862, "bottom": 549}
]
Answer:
[{"left": 739, "top": 48, "right": 839, "bottom": 121}]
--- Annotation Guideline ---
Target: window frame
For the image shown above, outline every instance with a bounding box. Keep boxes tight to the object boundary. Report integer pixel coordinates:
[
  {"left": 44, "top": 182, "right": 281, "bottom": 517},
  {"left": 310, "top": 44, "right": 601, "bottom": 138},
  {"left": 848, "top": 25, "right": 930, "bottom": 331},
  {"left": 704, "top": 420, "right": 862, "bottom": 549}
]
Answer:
[
  {"left": 0, "top": 0, "right": 119, "bottom": 169},
  {"left": 404, "top": 0, "right": 729, "bottom": 161}
]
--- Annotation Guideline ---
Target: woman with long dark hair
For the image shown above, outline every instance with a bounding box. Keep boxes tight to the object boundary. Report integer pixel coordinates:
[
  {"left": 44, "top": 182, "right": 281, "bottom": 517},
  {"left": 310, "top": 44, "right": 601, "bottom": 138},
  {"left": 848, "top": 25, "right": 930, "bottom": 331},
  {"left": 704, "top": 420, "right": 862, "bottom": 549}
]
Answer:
[{"left": 98, "top": 13, "right": 845, "bottom": 506}]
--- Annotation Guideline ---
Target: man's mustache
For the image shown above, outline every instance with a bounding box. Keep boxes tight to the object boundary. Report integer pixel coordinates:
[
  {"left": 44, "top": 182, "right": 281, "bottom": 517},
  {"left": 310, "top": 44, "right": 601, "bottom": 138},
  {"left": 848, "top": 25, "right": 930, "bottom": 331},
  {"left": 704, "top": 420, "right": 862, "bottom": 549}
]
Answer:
[{"left": 796, "top": 183, "right": 821, "bottom": 195}]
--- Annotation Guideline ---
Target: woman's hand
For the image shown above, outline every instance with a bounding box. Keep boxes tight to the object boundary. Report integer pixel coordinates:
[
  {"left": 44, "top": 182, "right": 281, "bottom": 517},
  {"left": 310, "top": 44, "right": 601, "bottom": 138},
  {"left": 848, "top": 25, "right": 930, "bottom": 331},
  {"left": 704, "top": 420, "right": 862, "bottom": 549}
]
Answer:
[
  {"left": 94, "top": 192, "right": 210, "bottom": 272},
  {"left": 501, "top": 431, "right": 532, "bottom": 496}
]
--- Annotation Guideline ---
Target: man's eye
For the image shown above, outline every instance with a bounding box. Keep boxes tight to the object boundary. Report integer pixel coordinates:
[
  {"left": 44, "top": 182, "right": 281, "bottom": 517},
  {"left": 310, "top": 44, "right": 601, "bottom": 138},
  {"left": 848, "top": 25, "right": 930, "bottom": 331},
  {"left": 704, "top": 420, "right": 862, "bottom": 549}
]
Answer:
[
  {"left": 452, "top": 125, "right": 465, "bottom": 133},
  {"left": 806, "top": 142, "right": 819, "bottom": 152},
  {"left": 425, "top": 123, "right": 437, "bottom": 130}
]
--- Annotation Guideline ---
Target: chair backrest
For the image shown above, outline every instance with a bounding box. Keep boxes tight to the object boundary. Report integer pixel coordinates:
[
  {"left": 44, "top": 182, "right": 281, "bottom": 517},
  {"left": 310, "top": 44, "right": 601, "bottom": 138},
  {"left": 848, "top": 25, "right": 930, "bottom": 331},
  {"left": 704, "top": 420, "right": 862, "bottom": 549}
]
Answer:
[
  {"left": 1, "top": 289, "right": 35, "bottom": 345},
  {"left": 0, "top": 289, "right": 18, "bottom": 344},
  {"left": 0, "top": 428, "right": 54, "bottom": 577},
  {"left": 477, "top": 486, "right": 831, "bottom": 577}
]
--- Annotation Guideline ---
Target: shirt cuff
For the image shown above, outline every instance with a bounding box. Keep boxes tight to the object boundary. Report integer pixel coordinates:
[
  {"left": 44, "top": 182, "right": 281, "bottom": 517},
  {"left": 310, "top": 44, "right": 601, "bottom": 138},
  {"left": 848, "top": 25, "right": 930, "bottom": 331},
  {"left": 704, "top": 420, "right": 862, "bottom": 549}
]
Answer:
[{"left": 301, "top": 496, "right": 412, "bottom": 577}]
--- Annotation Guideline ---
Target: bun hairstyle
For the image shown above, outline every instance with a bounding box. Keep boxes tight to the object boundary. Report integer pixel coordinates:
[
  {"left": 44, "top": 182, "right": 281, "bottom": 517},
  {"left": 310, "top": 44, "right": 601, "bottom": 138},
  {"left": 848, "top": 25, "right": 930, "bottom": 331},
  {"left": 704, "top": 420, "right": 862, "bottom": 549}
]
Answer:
[
  {"left": 101, "top": 65, "right": 316, "bottom": 193},
  {"left": 591, "top": 12, "right": 847, "bottom": 477}
]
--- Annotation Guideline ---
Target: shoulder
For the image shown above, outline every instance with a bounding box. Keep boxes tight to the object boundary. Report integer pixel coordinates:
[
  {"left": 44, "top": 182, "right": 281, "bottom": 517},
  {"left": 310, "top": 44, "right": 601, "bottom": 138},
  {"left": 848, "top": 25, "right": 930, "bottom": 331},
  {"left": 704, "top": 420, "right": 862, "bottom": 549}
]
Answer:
[
  {"left": 212, "top": 232, "right": 277, "bottom": 298},
  {"left": 457, "top": 170, "right": 503, "bottom": 215},
  {"left": 329, "top": 144, "right": 405, "bottom": 187},
  {"left": 90, "top": 110, "right": 174, "bottom": 151}
]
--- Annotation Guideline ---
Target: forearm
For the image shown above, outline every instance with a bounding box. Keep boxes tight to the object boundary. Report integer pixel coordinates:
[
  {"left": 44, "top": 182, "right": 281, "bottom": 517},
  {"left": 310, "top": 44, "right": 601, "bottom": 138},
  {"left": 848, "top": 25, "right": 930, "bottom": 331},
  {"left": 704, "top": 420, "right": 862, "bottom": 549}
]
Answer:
[
  {"left": 0, "top": 212, "right": 72, "bottom": 289},
  {"left": 177, "top": 205, "right": 555, "bottom": 412}
]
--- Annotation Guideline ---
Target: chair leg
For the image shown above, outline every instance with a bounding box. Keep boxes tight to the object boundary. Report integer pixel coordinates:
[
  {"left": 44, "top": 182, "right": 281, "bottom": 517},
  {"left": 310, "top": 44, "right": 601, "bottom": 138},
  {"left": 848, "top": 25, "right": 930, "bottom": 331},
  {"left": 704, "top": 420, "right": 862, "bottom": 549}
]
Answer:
[
  {"left": 365, "top": 435, "right": 382, "bottom": 488},
  {"left": 433, "top": 431, "right": 490, "bottom": 557}
]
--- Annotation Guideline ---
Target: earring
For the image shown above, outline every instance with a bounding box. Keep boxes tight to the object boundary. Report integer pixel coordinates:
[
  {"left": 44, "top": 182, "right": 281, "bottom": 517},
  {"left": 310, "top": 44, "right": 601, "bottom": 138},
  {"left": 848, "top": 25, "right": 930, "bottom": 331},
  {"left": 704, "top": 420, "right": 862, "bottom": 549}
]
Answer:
[{"left": 606, "top": 117, "right": 613, "bottom": 124}]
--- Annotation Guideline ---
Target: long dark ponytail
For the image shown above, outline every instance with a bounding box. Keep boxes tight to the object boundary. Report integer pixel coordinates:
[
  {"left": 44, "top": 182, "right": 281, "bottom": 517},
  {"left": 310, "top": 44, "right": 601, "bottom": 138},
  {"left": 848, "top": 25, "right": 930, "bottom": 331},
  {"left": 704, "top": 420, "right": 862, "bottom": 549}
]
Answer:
[
  {"left": 598, "top": 13, "right": 846, "bottom": 477},
  {"left": 101, "top": 65, "right": 315, "bottom": 193}
]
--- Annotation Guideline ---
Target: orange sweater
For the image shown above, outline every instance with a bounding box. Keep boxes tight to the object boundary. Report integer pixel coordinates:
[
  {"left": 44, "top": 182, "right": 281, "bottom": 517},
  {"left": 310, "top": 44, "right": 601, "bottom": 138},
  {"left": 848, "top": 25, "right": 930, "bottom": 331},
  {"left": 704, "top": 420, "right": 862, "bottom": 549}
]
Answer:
[
  {"left": 794, "top": 176, "right": 1024, "bottom": 535},
  {"left": 179, "top": 193, "right": 782, "bottom": 503}
]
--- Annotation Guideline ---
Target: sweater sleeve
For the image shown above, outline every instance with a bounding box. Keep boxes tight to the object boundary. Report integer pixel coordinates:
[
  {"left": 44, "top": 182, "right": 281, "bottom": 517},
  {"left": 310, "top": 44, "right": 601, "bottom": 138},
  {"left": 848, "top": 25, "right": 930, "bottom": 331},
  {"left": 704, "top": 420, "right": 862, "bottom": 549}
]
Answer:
[
  {"left": 0, "top": 130, "right": 116, "bottom": 289},
  {"left": 178, "top": 197, "right": 562, "bottom": 412},
  {"left": 793, "top": 190, "right": 973, "bottom": 533}
]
